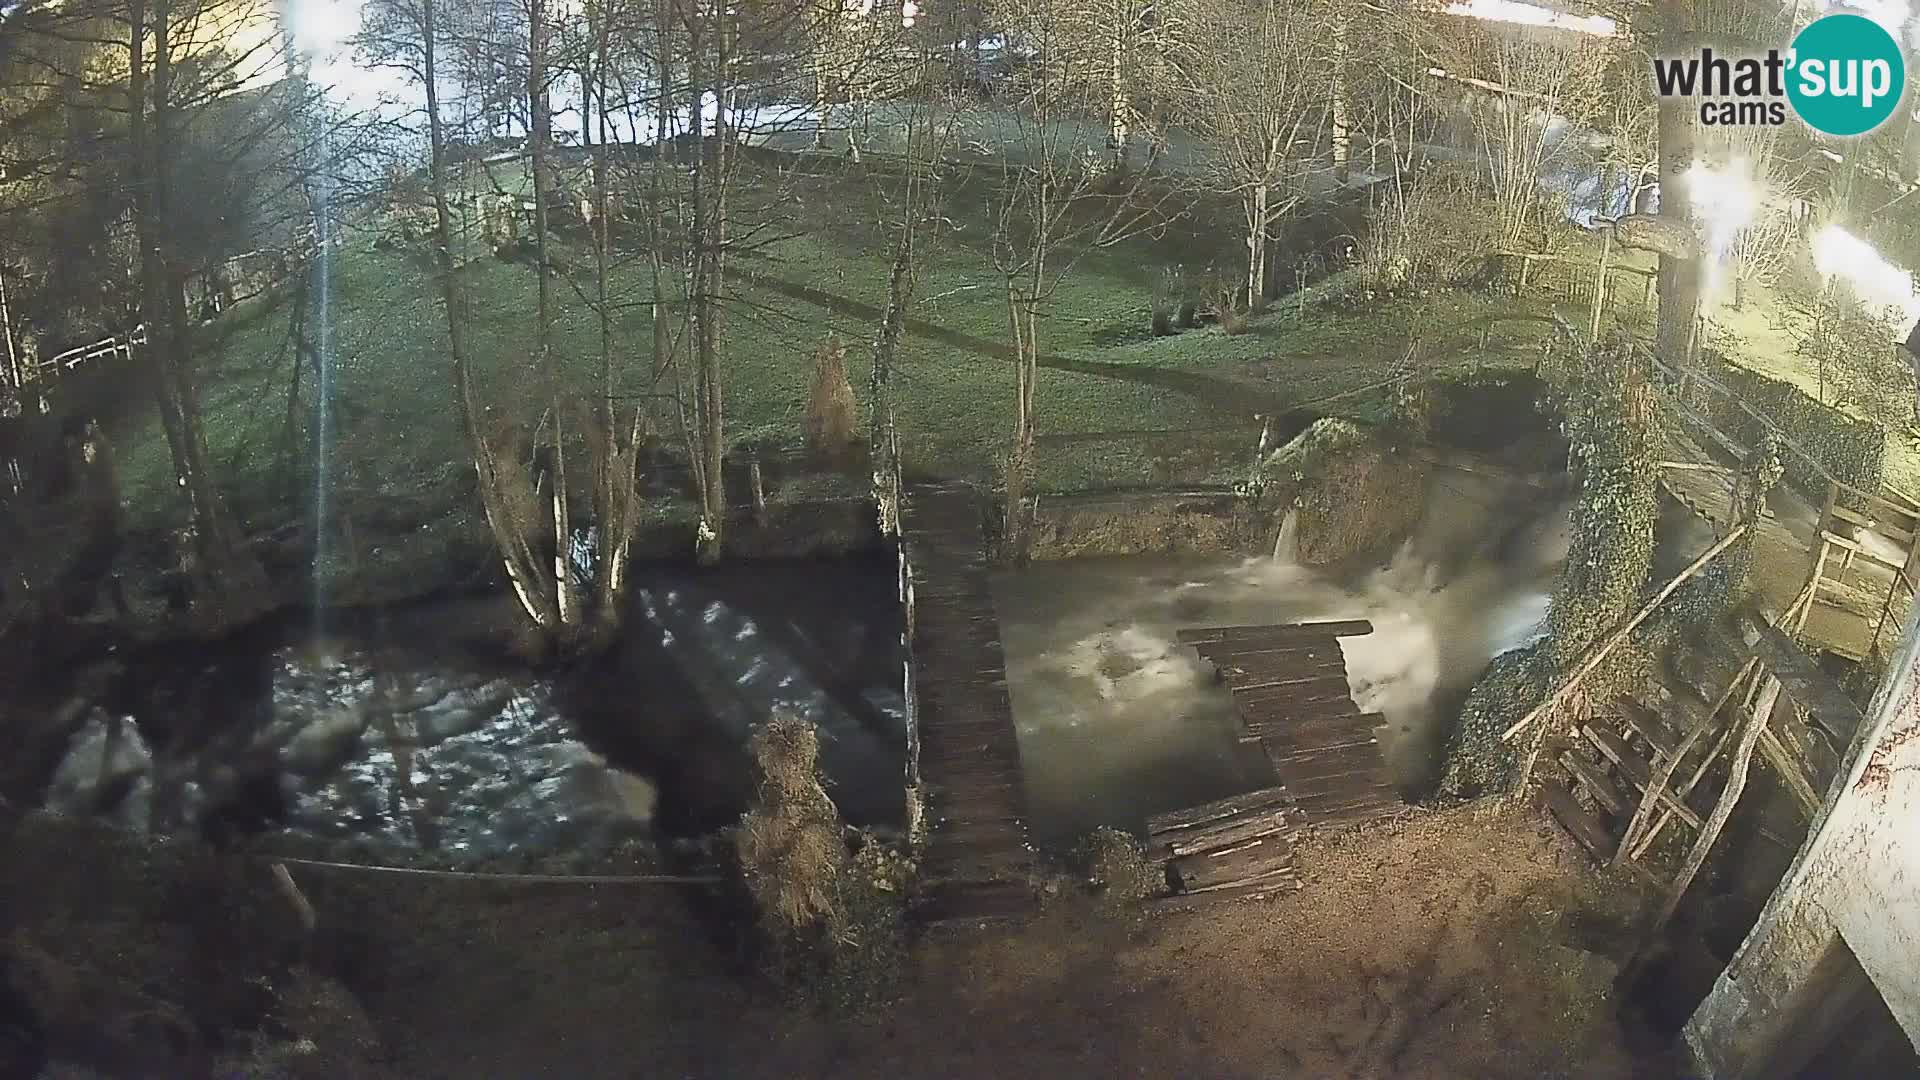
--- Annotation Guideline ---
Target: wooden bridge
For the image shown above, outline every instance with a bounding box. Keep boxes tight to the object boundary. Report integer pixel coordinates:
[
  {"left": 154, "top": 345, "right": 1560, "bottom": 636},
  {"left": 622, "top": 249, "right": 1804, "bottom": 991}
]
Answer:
[
  {"left": 1648, "top": 355, "right": 1919, "bottom": 666},
  {"left": 1145, "top": 619, "right": 1399, "bottom": 904},
  {"left": 897, "top": 482, "right": 1034, "bottom": 923}
]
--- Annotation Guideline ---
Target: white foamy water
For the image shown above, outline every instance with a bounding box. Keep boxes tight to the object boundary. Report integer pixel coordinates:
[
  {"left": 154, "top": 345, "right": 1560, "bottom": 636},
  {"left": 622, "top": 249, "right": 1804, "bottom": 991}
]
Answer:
[{"left": 993, "top": 467, "right": 1571, "bottom": 847}]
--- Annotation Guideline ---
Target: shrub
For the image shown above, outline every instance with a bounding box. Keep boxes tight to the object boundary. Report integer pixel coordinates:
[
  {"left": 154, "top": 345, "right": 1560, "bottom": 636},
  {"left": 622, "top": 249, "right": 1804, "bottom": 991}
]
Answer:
[
  {"left": 1358, "top": 167, "right": 1497, "bottom": 295},
  {"left": 1150, "top": 267, "right": 1180, "bottom": 337},
  {"left": 1218, "top": 284, "right": 1251, "bottom": 335},
  {"left": 818, "top": 837, "right": 912, "bottom": 1013},
  {"left": 737, "top": 716, "right": 910, "bottom": 1015},
  {"left": 1700, "top": 350, "right": 1887, "bottom": 501},
  {"left": 804, "top": 334, "right": 860, "bottom": 460}
]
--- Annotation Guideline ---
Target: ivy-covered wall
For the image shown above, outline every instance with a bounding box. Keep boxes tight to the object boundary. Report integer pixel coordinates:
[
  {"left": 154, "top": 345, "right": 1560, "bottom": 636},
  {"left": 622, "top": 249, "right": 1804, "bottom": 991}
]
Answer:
[
  {"left": 1700, "top": 353, "right": 1884, "bottom": 501},
  {"left": 1438, "top": 343, "right": 1660, "bottom": 798}
]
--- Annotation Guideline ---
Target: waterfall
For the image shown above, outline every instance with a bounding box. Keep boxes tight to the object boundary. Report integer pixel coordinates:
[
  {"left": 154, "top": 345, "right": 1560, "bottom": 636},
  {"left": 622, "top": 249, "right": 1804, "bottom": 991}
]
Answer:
[{"left": 1272, "top": 506, "right": 1300, "bottom": 563}]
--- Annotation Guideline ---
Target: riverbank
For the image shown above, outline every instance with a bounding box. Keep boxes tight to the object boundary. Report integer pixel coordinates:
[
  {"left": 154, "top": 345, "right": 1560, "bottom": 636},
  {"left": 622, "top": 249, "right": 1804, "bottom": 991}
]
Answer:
[{"left": 0, "top": 803, "right": 1677, "bottom": 1079}]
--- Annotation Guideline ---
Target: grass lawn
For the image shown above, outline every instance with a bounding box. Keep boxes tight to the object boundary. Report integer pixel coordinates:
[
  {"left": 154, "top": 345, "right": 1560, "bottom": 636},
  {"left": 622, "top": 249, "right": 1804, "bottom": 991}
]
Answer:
[{"left": 114, "top": 162, "right": 1574, "bottom": 563}]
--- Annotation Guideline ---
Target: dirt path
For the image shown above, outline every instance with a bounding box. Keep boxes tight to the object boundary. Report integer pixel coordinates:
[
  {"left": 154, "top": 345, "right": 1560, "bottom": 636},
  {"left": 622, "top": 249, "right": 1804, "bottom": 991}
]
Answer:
[
  {"left": 3, "top": 780, "right": 1675, "bottom": 1079},
  {"left": 331, "top": 807, "right": 1670, "bottom": 1079}
]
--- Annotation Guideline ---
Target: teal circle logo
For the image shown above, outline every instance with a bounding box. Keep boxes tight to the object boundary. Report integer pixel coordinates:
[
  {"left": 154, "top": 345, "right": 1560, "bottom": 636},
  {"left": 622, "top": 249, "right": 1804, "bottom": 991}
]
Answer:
[{"left": 1787, "top": 13, "right": 1906, "bottom": 136}]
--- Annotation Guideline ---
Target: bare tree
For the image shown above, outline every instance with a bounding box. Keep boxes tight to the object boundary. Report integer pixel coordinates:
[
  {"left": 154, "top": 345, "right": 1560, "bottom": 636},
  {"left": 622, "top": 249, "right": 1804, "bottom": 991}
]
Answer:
[
  {"left": 992, "top": 0, "right": 1170, "bottom": 557},
  {"left": 1178, "top": 0, "right": 1327, "bottom": 304},
  {"left": 1435, "top": 20, "right": 1608, "bottom": 251}
]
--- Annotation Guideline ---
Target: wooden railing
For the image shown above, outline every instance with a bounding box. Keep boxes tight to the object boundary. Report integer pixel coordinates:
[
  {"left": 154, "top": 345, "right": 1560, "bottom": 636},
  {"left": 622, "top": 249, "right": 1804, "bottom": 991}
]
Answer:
[{"left": 4, "top": 222, "right": 323, "bottom": 393}]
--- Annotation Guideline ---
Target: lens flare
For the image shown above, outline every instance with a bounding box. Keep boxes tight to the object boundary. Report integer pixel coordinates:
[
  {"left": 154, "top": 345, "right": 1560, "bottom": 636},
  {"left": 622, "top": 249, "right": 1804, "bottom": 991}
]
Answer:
[
  {"left": 1684, "top": 159, "right": 1761, "bottom": 303},
  {"left": 1812, "top": 225, "right": 1920, "bottom": 333}
]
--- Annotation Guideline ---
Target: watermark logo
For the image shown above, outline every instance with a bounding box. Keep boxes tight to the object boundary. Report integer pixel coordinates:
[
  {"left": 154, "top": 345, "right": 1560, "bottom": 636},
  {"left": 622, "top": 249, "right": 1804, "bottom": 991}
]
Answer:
[{"left": 1651, "top": 13, "right": 1906, "bottom": 136}]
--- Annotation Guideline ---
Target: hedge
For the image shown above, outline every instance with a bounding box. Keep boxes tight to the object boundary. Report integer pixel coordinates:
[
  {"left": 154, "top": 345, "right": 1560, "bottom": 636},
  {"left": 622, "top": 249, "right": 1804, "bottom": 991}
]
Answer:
[{"left": 1699, "top": 352, "right": 1884, "bottom": 502}]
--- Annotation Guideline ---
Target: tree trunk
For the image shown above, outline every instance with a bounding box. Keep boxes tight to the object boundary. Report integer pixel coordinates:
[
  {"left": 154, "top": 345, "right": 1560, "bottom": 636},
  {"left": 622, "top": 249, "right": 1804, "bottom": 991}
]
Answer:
[
  {"left": 686, "top": 0, "right": 727, "bottom": 565},
  {"left": 424, "top": 0, "right": 560, "bottom": 632},
  {"left": 872, "top": 225, "right": 913, "bottom": 536},
  {"left": 1245, "top": 184, "right": 1269, "bottom": 304},
  {"left": 1655, "top": 0, "right": 1700, "bottom": 370},
  {"left": 646, "top": 0, "right": 673, "bottom": 437},
  {"left": 129, "top": 0, "right": 265, "bottom": 618},
  {"left": 1330, "top": 10, "right": 1351, "bottom": 183},
  {"left": 1106, "top": 22, "right": 1130, "bottom": 173},
  {"left": 528, "top": 0, "right": 577, "bottom": 628}
]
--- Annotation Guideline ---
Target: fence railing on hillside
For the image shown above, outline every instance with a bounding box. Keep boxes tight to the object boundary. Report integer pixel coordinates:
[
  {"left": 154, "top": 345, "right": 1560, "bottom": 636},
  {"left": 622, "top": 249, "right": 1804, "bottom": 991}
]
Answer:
[
  {"left": 4, "top": 223, "right": 324, "bottom": 395},
  {"left": 1496, "top": 249, "right": 1658, "bottom": 313}
]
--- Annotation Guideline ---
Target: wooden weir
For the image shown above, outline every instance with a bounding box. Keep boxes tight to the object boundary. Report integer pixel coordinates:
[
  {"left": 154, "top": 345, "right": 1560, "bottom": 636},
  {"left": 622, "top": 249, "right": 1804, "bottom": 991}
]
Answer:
[
  {"left": 898, "top": 482, "right": 1034, "bottom": 923},
  {"left": 1146, "top": 619, "right": 1400, "bottom": 904}
]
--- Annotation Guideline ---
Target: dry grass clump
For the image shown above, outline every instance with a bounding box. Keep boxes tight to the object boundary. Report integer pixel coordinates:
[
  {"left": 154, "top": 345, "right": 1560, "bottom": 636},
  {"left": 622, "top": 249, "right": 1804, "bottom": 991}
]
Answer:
[
  {"left": 804, "top": 334, "right": 859, "bottom": 460},
  {"left": 1218, "top": 288, "right": 1252, "bottom": 336},
  {"left": 736, "top": 714, "right": 912, "bottom": 1013},
  {"left": 737, "top": 714, "right": 848, "bottom": 935},
  {"left": 1077, "top": 827, "right": 1166, "bottom": 909}
]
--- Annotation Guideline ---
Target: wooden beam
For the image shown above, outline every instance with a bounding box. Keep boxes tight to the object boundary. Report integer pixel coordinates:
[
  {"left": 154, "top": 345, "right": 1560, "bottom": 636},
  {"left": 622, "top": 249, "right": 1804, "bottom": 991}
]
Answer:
[
  {"left": 1657, "top": 461, "right": 1736, "bottom": 473},
  {"left": 1613, "top": 659, "right": 1756, "bottom": 866},
  {"left": 1147, "top": 786, "right": 1293, "bottom": 836},
  {"left": 1180, "top": 620, "right": 1374, "bottom": 645},
  {"left": 1757, "top": 726, "right": 1822, "bottom": 815},
  {"left": 1748, "top": 623, "right": 1867, "bottom": 743},
  {"left": 1503, "top": 525, "right": 1751, "bottom": 743},
  {"left": 1645, "top": 676, "right": 1780, "bottom": 938}
]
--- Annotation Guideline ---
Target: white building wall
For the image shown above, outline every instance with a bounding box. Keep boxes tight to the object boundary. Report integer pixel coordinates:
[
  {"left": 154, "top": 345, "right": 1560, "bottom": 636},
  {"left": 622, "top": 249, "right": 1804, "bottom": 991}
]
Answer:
[{"left": 1684, "top": 610, "right": 1920, "bottom": 1076}]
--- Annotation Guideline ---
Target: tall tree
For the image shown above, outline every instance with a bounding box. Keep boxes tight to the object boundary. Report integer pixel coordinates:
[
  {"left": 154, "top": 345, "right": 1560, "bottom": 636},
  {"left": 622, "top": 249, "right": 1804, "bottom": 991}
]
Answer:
[
  {"left": 1179, "top": 0, "right": 1326, "bottom": 304},
  {"left": 992, "top": 0, "right": 1168, "bottom": 557},
  {"left": 1654, "top": 0, "right": 1700, "bottom": 368}
]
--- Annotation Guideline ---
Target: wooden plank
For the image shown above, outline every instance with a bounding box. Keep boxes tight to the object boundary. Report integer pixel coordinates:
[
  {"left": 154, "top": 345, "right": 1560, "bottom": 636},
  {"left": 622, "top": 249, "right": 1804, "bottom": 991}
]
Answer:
[
  {"left": 1585, "top": 725, "right": 1706, "bottom": 831},
  {"left": 1307, "top": 799, "right": 1405, "bottom": 825},
  {"left": 1222, "top": 661, "right": 1350, "bottom": 690},
  {"left": 1757, "top": 726, "right": 1822, "bottom": 815},
  {"left": 1614, "top": 698, "right": 1681, "bottom": 759},
  {"left": 1237, "top": 696, "right": 1369, "bottom": 726},
  {"left": 1583, "top": 725, "right": 1653, "bottom": 791},
  {"left": 1294, "top": 786, "right": 1401, "bottom": 820},
  {"left": 1749, "top": 624, "right": 1866, "bottom": 742},
  {"left": 1645, "top": 679, "right": 1780, "bottom": 939},
  {"left": 1265, "top": 741, "right": 1387, "bottom": 782},
  {"left": 1152, "top": 807, "right": 1292, "bottom": 860},
  {"left": 1170, "top": 835, "right": 1296, "bottom": 890},
  {"left": 1198, "top": 643, "right": 1345, "bottom": 664},
  {"left": 1242, "top": 709, "right": 1384, "bottom": 742},
  {"left": 1233, "top": 676, "right": 1357, "bottom": 709},
  {"left": 1147, "top": 786, "right": 1294, "bottom": 836},
  {"left": 1283, "top": 766, "right": 1395, "bottom": 799},
  {"left": 1830, "top": 504, "right": 1916, "bottom": 547},
  {"left": 1175, "top": 860, "right": 1297, "bottom": 895},
  {"left": 1560, "top": 750, "right": 1629, "bottom": 816},
  {"left": 1542, "top": 778, "right": 1619, "bottom": 860},
  {"left": 1178, "top": 620, "right": 1374, "bottom": 644}
]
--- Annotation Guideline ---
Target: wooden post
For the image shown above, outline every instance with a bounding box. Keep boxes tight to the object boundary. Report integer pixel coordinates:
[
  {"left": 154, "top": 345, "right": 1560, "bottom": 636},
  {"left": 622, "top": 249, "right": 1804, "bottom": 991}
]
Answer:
[
  {"left": 1613, "top": 657, "right": 1757, "bottom": 866},
  {"left": 1502, "top": 525, "right": 1751, "bottom": 742},
  {"left": 1518, "top": 254, "right": 1531, "bottom": 292},
  {"left": 1590, "top": 229, "right": 1612, "bottom": 340},
  {"left": 749, "top": 456, "right": 767, "bottom": 520},
  {"left": 1798, "top": 540, "right": 1829, "bottom": 636},
  {"left": 1644, "top": 675, "right": 1780, "bottom": 938},
  {"left": 1757, "top": 726, "right": 1822, "bottom": 814}
]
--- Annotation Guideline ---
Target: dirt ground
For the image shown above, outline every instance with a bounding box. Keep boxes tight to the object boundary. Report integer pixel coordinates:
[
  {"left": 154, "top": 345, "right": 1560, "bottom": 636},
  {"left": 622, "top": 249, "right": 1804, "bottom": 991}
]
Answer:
[{"left": 3, "top": 803, "right": 1681, "bottom": 1079}]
